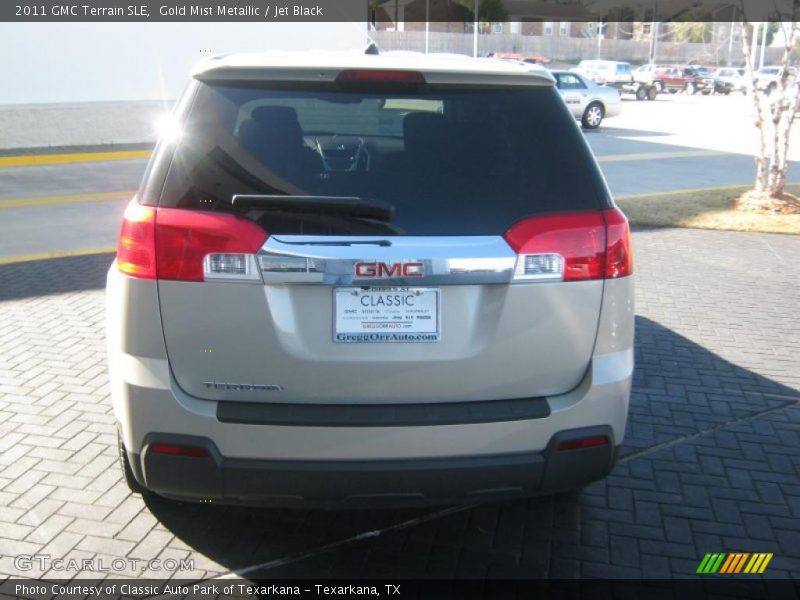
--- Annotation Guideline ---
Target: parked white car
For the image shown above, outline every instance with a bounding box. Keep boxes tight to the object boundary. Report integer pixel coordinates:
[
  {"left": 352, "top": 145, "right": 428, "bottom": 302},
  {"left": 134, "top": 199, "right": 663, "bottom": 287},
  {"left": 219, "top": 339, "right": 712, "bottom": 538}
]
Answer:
[
  {"left": 756, "top": 66, "right": 797, "bottom": 94},
  {"left": 550, "top": 70, "right": 622, "bottom": 129},
  {"left": 714, "top": 67, "right": 747, "bottom": 94}
]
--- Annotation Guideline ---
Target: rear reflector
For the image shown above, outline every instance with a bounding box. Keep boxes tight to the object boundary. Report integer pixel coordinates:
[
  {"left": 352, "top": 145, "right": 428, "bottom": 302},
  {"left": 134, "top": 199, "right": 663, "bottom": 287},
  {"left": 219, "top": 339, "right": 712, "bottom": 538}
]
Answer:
[
  {"left": 336, "top": 69, "right": 426, "bottom": 85},
  {"left": 149, "top": 443, "right": 209, "bottom": 458},
  {"left": 116, "top": 200, "right": 268, "bottom": 282},
  {"left": 504, "top": 208, "right": 633, "bottom": 282},
  {"left": 556, "top": 435, "right": 609, "bottom": 451}
]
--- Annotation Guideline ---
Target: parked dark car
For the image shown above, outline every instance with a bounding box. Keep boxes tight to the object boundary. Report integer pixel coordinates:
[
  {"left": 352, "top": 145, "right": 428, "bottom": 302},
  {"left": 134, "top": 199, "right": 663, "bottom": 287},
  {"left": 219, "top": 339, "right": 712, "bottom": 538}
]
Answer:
[{"left": 696, "top": 66, "right": 734, "bottom": 95}]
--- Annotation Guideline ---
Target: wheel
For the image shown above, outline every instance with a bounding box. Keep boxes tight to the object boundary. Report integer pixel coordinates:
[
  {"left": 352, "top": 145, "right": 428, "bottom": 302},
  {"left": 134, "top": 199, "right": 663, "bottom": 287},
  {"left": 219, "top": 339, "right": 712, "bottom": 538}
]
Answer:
[
  {"left": 118, "top": 433, "right": 148, "bottom": 496},
  {"left": 635, "top": 86, "right": 647, "bottom": 101},
  {"left": 581, "top": 102, "right": 604, "bottom": 129},
  {"left": 685, "top": 82, "right": 696, "bottom": 95},
  {"left": 654, "top": 80, "right": 664, "bottom": 93},
  {"left": 646, "top": 86, "right": 657, "bottom": 100}
]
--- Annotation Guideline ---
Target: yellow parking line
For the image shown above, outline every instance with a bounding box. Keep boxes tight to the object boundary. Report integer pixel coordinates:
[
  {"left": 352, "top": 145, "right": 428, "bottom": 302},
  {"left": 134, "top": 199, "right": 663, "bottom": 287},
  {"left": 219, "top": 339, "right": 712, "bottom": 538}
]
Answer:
[
  {"left": 597, "top": 150, "right": 728, "bottom": 163},
  {"left": 0, "top": 150, "right": 152, "bottom": 168},
  {"left": 0, "top": 246, "right": 116, "bottom": 266},
  {"left": 0, "top": 190, "right": 135, "bottom": 210},
  {"left": 0, "top": 148, "right": 725, "bottom": 167}
]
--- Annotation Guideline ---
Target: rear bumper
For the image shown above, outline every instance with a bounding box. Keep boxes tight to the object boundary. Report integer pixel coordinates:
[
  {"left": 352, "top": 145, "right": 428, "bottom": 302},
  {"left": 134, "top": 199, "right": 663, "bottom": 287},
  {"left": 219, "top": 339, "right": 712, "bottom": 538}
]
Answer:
[
  {"left": 107, "top": 269, "right": 634, "bottom": 507},
  {"left": 129, "top": 426, "right": 617, "bottom": 507}
]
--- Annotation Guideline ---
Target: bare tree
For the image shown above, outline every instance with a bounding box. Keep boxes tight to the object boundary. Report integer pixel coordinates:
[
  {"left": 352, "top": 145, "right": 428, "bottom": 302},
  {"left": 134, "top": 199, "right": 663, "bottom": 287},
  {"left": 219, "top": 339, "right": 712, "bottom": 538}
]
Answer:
[{"left": 740, "top": 19, "right": 800, "bottom": 211}]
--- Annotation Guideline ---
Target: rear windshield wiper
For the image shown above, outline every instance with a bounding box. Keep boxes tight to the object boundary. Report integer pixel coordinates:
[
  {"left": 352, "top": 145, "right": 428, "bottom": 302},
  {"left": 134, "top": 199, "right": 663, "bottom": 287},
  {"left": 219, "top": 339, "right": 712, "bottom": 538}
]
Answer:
[{"left": 231, "top": 195, "right": 394, "bottom": 222}]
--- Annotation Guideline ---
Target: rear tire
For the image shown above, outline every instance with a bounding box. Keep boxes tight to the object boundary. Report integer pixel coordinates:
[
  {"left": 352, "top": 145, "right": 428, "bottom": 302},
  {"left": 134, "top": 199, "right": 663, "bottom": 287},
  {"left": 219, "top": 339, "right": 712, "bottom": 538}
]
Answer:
[
  {"left": 581, "top": 102, "right": 604, "bottom": 129},
  {"left": 685, "top": 82, "right": 696, "bottom": 95},
  {"left": 646, "top": 86, "right": 657, "bottom": 100},
  {"left": 635, "top": 86, "right": 647, "bottom": 101}
]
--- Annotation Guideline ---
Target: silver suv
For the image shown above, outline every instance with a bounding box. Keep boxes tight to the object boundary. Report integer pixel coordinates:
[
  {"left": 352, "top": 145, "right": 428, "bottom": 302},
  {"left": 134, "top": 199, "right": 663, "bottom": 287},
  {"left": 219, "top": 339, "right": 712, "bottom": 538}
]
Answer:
[{"left": 107, "top": 50, "right": 634, "bottom": 507}]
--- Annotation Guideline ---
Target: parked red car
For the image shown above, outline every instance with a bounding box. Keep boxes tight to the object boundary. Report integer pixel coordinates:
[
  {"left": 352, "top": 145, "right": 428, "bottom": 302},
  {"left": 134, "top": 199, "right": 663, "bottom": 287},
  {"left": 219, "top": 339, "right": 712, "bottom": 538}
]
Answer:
[{"left": 652, "top": 65, "right": 715, "bottom": 95}]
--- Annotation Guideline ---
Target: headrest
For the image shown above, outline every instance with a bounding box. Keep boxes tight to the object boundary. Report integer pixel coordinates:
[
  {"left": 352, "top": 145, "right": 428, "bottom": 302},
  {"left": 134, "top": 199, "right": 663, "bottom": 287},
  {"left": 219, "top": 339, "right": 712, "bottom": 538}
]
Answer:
[
  {"left": 403, "top": 112, "right": 448, "bottom": 151},
  {"left": 250, "top": 106, "right": 300, "bottom": 125}
]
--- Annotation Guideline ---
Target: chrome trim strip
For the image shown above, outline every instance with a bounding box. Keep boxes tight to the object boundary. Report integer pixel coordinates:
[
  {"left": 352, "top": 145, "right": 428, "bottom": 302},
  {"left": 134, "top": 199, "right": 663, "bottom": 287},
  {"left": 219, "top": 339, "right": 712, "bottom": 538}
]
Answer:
[{"left": 258, "top": 236, "right": 517, "bottom": 285}]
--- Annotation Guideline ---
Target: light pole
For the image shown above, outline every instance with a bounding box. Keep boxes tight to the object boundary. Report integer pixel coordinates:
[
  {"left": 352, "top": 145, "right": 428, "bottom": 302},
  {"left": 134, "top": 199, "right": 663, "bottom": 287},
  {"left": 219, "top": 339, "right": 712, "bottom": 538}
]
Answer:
[
  {"left": 750, "top": 22, "right": 760, "bottom": 67},
  {"left": 425, "top": 0, "right": 429, "bottom": 53},
  {"left": 473, "top": 0, "right": 478, "bottom": 57},
  {"left": 649, "top": 22, "right": 658, "bottom": 65},
  {"left": 596, "top": 19, "right": 604, "bottom": 59},
  {"left": 727, "top": 21, "right": 735, "bottom": 66},
  {"left": 648, "top": 0, "right": 658, "bottom": 65},
  {"left": 759, "top": 21, "right": 768, "bottom": 68}
]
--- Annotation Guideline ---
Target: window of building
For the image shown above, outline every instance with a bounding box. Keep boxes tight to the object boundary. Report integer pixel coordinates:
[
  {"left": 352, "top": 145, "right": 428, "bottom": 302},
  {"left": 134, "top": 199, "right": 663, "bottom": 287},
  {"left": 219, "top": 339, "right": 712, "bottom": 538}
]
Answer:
[
  {"left": 559, "top": 22, "right": 569, "bottom": 36},
  {"left": 543, "top": 21, "right": 553, "bottom": 36}
]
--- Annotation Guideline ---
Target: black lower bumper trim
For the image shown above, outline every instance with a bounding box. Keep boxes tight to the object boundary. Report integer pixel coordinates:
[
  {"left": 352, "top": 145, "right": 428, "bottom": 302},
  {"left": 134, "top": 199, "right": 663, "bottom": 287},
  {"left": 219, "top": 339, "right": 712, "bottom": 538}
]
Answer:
[
  {"left": 217, "top": 396, "right": 550, "bottom": 427},
  {"left": 135, "top": 426, "right": 616, "bottom": 507}
]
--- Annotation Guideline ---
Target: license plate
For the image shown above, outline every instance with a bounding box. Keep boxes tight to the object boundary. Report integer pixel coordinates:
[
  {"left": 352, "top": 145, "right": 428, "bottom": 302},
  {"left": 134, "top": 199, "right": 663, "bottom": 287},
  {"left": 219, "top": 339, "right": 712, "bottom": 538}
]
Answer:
[{"left": 334, "top": 287, "right": 440, "bottom": 343}]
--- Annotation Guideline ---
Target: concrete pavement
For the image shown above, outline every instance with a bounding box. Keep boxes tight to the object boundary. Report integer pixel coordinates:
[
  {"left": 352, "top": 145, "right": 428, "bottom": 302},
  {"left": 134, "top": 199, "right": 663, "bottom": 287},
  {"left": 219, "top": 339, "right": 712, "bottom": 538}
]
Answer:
[{"left": 0, "top": 228, "right": 798, "bottom": 579}]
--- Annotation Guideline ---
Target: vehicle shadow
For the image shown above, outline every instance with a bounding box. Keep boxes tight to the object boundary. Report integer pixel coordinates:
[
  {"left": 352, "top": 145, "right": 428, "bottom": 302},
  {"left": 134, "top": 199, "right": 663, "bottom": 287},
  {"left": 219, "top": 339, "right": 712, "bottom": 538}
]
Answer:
[
  {"left": 0, "top": 252, "right": 114, "bottom": 302},
  {"left": 146, "top": 315, "right": 799, "bottom": 578}
]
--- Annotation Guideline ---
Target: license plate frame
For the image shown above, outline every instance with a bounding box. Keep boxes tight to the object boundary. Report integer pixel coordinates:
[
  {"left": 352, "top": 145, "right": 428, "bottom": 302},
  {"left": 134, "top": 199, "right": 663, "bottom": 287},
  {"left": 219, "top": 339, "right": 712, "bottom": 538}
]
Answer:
[{"left": 333, "top": 287, "right": 441, "bottom": 343}]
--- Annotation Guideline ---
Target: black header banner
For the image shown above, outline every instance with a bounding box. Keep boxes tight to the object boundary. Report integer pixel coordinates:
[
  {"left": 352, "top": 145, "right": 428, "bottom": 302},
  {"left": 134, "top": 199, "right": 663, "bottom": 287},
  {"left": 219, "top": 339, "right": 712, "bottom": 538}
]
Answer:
[
  {"left": 3, "top": 0, "right": 365, "bottom": 22},
  {"left": 1, "top": 0, "right": 797, "bottom": 23}
]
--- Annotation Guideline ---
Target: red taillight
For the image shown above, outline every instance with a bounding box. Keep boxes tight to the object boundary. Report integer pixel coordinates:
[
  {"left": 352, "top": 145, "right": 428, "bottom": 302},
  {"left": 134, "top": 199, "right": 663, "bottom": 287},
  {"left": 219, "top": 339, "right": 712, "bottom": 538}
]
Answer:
[
  {"left": 556, "top": 435, "right": 609, "bottom": 451},
  {"left": 117, "top": 201, "right": 157, "bottom": 279},
  {"left": 155, "top": 208, "right": 268, "bottom": 281},
  {"left": 149, "top": 443, "right": 209, "bottom": 458},
  {"left": 116, "top": 200, "right": 268, "bottom": 282},
  {"left": 503, "top": 208, "right": 633, "bottom": 281},
  {"left": 336, "top": 69, "right": 426, "bottom": 84},
  {"left": 602, "top": 207, "right": 634, "bottom": 279},
  {"left": 505, "top": 211, "right": 606, "bottom": 281}
]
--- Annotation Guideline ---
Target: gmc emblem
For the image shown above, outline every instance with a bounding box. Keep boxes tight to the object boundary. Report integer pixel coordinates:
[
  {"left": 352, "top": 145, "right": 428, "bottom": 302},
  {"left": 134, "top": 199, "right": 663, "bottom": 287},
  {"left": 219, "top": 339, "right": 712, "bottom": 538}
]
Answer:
[{"left": 354, "top": 261, "right": 424, "bottom": 278}]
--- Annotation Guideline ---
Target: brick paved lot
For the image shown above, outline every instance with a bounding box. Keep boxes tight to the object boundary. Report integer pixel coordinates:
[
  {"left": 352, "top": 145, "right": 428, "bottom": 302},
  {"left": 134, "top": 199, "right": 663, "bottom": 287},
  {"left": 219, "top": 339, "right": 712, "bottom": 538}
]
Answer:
[{"left": 0, "top": 228, "right": 798, "bottom": 580}]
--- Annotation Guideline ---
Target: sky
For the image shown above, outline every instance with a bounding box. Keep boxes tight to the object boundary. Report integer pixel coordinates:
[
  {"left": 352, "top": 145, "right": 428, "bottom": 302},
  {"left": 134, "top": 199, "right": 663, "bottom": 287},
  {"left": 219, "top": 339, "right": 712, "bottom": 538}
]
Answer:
[{"left": 0, "top": 23, "right": 369, "bottom": 104}]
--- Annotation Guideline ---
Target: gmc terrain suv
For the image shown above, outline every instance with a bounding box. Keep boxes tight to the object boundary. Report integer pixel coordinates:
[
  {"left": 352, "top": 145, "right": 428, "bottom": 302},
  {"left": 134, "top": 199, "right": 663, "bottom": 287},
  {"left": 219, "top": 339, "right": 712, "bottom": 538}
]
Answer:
[{"left": 108, "top": 50, "right": 634, "bottom": 507}]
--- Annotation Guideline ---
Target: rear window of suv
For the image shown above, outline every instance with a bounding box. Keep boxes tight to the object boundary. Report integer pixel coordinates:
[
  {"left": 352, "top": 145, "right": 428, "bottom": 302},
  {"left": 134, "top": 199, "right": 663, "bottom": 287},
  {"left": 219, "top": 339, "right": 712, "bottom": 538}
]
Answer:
[{"left": 157, "top": 80, "right": 610, "bottom": 236}]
